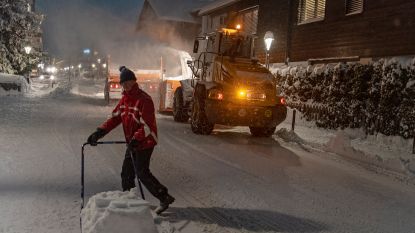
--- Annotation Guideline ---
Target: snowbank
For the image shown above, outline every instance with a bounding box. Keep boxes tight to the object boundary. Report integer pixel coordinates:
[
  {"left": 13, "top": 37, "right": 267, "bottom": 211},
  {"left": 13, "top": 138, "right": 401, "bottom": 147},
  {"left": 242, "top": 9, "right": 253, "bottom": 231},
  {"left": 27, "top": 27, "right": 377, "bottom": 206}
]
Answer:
[
  {"left": 276, "top": 108, "right": 415, "bottom": 178},
  {"left": 0, "top": 73, "right": 29, "bottom": 96},
  {"left": 70, "top": 77, "right": 105, "bottom": 98},
  {"left": 81, "top": 188, "right": 158, "bottom": 233}
]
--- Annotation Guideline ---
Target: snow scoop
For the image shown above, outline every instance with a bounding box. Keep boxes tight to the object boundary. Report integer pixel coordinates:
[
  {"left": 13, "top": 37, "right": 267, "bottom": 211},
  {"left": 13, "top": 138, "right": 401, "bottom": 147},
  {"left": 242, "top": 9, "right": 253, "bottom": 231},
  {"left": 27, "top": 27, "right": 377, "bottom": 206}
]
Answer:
[{"left": 80, "top": 141, "right": 146, "bottom": 232}]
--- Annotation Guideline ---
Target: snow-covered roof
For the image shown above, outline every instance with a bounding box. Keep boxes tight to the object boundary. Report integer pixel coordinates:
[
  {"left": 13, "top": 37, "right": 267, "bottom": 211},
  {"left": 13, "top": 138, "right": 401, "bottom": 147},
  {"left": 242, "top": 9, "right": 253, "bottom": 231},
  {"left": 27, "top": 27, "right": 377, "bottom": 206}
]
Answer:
[
  {"left": 141, "top": 0, "right": 216, "bottom": 24},
  {"left": 198, "top": 0, "right": 241, "bottom": 16}
]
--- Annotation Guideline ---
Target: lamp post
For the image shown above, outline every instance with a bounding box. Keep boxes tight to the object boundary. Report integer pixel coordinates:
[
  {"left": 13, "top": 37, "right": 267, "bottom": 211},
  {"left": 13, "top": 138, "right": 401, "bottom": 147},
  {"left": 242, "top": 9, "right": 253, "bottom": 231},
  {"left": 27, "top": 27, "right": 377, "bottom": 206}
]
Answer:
[
  {"left": 264, "top": 31, "right": 274, "bottom": 69},
  {"left": 24, "top": 46, "right": 32, "bottom": 83}
]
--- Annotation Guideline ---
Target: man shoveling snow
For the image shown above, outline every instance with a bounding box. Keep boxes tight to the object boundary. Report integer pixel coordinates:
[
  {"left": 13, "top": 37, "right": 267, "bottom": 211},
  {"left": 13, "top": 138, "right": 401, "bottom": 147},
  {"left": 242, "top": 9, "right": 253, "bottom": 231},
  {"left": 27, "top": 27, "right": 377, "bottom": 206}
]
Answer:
[{"left": 87, "top": 66, "right": 175, "bottom": 215}]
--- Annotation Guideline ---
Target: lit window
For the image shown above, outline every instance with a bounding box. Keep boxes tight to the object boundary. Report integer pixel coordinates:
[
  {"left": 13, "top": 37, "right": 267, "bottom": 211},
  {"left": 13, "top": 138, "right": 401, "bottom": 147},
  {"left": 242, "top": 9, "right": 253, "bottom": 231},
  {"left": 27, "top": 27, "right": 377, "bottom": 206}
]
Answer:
[
  {"left": 345, "top": 0, "right": 364, "bottom": 15},
  {"left": 298, "top": 0, "right": 326, "bottom": 24}
]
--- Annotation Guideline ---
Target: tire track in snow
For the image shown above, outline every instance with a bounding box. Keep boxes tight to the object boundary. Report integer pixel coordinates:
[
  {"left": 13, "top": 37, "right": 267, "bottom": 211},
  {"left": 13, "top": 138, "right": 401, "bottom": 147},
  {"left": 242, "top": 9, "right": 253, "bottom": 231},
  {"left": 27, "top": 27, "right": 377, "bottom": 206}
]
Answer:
[{"left": 154, "top": 121, "right": 324, "bottom": 233}]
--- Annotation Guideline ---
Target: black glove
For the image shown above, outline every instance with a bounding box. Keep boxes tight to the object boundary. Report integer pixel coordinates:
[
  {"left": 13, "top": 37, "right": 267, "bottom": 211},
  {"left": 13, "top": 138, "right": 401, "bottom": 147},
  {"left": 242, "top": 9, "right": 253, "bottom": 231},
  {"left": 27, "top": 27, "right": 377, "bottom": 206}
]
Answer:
[
  {"left": 127, "top": 138, "right": 140, "bottom": 152},
  {"left": 87, "top": 128, "right": 106, "bottom": 146}
]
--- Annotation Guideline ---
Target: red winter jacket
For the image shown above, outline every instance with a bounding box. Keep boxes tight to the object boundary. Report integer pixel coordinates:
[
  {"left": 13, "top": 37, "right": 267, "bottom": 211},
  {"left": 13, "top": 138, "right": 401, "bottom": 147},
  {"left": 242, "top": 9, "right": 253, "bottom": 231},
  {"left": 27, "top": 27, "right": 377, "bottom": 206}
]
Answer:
[{"left": 100, "top": 83, "right": 158, "bottom": 150}]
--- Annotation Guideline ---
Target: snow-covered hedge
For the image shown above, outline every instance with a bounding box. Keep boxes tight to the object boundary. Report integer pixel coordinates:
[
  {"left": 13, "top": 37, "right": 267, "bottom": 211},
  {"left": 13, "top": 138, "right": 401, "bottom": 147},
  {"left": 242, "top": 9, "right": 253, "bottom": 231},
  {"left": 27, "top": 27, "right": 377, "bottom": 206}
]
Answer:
[{"left": 273, "top": 57, "right": 415, "bottom": 139}]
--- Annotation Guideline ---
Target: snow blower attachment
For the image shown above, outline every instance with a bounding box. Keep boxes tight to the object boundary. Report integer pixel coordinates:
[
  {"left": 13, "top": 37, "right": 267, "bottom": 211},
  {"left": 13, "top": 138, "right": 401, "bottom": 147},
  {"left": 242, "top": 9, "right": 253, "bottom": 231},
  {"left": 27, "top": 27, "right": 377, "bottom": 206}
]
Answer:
[{"left": 80, "top": 141, "right": 146, "bottom": 232}]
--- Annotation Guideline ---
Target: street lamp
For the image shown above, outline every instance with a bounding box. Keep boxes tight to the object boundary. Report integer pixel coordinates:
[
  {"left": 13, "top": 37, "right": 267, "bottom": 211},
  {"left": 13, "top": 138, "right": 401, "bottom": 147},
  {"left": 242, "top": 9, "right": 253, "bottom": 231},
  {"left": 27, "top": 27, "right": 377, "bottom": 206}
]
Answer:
[
  {"left": 24, "top": 46, "right": 32, "bottom": 83},
  {"left": 264, "top": 31, "right": 274, "bottom": 69},
  {"left": 24, "top": 46, "right": 32, "bottom": 55}
]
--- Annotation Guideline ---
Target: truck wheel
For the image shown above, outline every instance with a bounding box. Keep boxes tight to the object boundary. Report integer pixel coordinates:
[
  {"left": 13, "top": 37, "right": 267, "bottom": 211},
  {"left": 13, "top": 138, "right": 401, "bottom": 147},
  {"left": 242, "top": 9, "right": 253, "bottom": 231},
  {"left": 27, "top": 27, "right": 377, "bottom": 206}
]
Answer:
[
  {"left": 191, "top": 95, "right": 214, "bottom": 135},
  {"left": 173, "top": 87, "right": 189, "bottom": 122},
  {"left": 249, "top": 126, "right": 276, "bottom": 137}
]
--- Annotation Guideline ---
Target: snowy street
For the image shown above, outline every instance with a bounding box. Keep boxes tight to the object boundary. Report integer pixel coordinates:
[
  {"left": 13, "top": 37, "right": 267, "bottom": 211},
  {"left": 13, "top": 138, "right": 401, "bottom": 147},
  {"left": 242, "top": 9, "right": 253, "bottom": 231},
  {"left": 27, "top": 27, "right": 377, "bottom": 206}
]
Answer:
[{"left": 1, "top": 77, "right": 415, "bottom": 233}]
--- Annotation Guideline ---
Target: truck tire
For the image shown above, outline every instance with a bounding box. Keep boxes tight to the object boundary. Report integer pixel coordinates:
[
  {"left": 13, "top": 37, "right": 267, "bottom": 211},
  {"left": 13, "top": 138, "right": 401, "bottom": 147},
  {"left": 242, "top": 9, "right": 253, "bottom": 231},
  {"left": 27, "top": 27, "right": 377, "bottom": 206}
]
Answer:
[
  {"left": 173, "top": 87, "right": 189, "bottom": 122},
  {"left": 191, "top": 93, "right": 214, "bottom": 135},
  {"left": 249, "top": 126, "right": 276, "bottom": 137}
]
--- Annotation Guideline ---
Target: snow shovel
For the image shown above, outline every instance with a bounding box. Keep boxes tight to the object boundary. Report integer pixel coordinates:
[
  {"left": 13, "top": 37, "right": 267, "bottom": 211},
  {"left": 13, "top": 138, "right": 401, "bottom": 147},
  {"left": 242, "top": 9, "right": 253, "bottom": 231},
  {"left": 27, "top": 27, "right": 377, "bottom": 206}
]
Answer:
[{"left": 80, "top": 141, "right": 146, "bottom": 232}]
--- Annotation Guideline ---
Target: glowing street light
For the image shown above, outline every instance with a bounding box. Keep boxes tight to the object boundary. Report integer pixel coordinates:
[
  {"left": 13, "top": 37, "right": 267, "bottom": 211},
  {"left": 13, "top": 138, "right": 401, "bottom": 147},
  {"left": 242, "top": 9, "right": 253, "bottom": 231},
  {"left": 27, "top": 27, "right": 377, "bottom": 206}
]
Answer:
[
  {"left": 92, "top": 64, "right": 96, "bottom": 68},
  {"left": 264, "top": 31, "right": 275, "bottom": 69},
  {"left": 24, "top": 46, "right": 32, "bottom": 54},
  {"left": 78, "top": 64, "right": 82, "bottom": 69}
]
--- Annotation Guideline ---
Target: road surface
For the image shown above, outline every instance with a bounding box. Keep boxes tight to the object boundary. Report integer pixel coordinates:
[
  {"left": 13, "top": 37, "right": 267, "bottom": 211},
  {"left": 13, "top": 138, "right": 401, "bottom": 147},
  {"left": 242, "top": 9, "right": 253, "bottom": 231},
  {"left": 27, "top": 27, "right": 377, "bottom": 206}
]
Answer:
[{"left": 0, "top": 78, "right": 414, "bottom": 233}]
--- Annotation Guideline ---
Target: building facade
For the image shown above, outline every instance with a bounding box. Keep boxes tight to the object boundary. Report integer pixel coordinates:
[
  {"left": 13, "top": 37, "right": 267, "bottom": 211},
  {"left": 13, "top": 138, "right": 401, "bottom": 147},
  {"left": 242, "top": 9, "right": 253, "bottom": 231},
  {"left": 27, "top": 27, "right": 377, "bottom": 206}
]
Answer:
[
  {"left": 198, "top": 0, "right": 415, "bottom": 64},
  {"left": 259, "top": 0, "right": 415, "bottom": 64}
]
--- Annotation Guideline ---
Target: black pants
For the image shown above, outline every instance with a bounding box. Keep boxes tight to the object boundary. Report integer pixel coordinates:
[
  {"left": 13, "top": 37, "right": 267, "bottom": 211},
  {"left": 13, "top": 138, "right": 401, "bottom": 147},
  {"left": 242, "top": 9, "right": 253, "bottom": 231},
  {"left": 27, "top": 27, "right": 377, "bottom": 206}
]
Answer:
[{"left": 121, "top": 147, "right": 168, "bottom": 202}]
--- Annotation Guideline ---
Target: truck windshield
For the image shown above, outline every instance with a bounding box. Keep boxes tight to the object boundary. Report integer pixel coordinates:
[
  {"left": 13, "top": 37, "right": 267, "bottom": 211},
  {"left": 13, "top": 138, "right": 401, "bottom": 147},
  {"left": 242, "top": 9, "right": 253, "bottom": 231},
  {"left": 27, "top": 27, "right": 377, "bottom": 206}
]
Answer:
[{"left": 221, "top": 36, "right": 252, "bottom": 59}]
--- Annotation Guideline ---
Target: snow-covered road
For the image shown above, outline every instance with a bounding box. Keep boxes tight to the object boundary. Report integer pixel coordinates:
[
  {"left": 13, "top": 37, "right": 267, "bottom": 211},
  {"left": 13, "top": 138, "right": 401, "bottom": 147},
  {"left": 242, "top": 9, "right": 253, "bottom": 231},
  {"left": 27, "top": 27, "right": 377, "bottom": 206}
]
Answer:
[{"left": 0, "top": 77, "right": 414, "bottom": 233}]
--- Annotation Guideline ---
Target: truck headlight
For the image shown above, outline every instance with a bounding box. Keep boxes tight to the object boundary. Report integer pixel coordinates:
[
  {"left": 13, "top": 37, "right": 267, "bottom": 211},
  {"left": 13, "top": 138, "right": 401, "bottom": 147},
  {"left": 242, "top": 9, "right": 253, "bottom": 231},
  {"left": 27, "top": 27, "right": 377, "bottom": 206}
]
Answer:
[{"left": 237, "top": 89, "right": 247, "bottom": 98}]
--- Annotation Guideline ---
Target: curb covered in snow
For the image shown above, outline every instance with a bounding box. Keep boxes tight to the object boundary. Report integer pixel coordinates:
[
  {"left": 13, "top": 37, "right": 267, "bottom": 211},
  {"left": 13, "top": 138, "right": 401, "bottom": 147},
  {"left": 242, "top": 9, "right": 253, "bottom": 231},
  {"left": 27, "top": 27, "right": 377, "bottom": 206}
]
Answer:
[{"left": 275, "top": 109, "right": 415, "bottom": 182}]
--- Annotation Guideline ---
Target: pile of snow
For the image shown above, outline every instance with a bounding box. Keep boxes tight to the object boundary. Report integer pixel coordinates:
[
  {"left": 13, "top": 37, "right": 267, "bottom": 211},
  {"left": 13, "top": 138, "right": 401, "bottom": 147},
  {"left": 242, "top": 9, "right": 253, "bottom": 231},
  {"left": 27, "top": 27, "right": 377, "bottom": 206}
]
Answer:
[
  {"left": 70, "top": 76, "right": 106, "bottom": 98},
  {"left": 275, "top": 128, "right": 305, "bottom": 145},
  {"left": 0, "top": 73, "right": 29, "bottom": 96},
  {"left": 81, "top": 188, "right": 157, "bottom": 233},
  {"left": 276, "top": 108, "right": 415, "bottom": 177}
]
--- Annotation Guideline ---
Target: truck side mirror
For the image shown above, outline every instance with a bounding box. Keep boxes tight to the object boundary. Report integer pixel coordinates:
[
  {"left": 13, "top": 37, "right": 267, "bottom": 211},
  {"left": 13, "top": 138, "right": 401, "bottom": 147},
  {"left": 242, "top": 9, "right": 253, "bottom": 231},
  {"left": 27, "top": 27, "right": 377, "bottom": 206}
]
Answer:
[{"left": 193, "top": 40, "right": 199, "bottom": 53}]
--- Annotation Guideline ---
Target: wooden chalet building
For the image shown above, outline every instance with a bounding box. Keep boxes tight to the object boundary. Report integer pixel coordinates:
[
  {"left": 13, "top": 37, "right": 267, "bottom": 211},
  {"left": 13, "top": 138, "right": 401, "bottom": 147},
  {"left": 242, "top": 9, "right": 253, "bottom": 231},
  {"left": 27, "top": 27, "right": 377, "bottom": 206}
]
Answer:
[
  {"left": 136, "top": 0, "right": 215, "bottom": 51},
  {"left": 198, "top": 0, "right": 415, "bottom": 64}
]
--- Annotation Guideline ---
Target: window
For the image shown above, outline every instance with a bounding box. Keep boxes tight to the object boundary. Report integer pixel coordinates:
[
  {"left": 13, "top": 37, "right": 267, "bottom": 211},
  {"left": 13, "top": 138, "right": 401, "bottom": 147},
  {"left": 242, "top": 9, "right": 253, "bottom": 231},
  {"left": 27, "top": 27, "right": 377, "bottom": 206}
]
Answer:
[
  {"left": 236, "top": 6, "right": 259, "bottom": 35},
  {"left": 345, "top": 0, "right": 363, "bottom": 15},
  {"left": 204, "top": 16, "right": 209, "bottom": 31},
  {"left": 298, "top": 0, "right": 326, "bottom": 24},
  {"left": 219, "top": 15, "right": 228, "bottom": 26}
]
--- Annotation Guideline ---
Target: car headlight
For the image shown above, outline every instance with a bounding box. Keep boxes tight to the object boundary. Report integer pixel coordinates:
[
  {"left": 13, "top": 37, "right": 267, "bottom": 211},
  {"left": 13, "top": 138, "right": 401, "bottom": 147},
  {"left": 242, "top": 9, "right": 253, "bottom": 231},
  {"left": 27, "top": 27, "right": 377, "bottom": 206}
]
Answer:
[
  {"left": 50, "top": 75, "right": 55, "bottom": 80},
  {"left": 39, "top": 75, "right": 44, "bottom": 80}
]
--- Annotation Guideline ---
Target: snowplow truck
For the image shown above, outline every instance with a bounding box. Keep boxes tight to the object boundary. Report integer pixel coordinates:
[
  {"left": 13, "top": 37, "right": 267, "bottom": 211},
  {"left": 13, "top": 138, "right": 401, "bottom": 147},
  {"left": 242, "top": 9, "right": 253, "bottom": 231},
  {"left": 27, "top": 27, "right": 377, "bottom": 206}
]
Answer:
[
  {"left": 104, "top": 69, "right": 122, "bottom": 104},
  {"left": 173, "top": 28, "right": 287, "bottom": 137}
]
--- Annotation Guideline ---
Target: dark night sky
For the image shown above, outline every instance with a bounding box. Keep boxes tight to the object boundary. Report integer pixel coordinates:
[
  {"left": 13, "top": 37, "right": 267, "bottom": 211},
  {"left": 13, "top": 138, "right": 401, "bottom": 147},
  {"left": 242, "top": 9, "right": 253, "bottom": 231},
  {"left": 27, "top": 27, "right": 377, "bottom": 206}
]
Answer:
[{"left": 37, "top": 0, "right": 144, "bottom": 58}]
